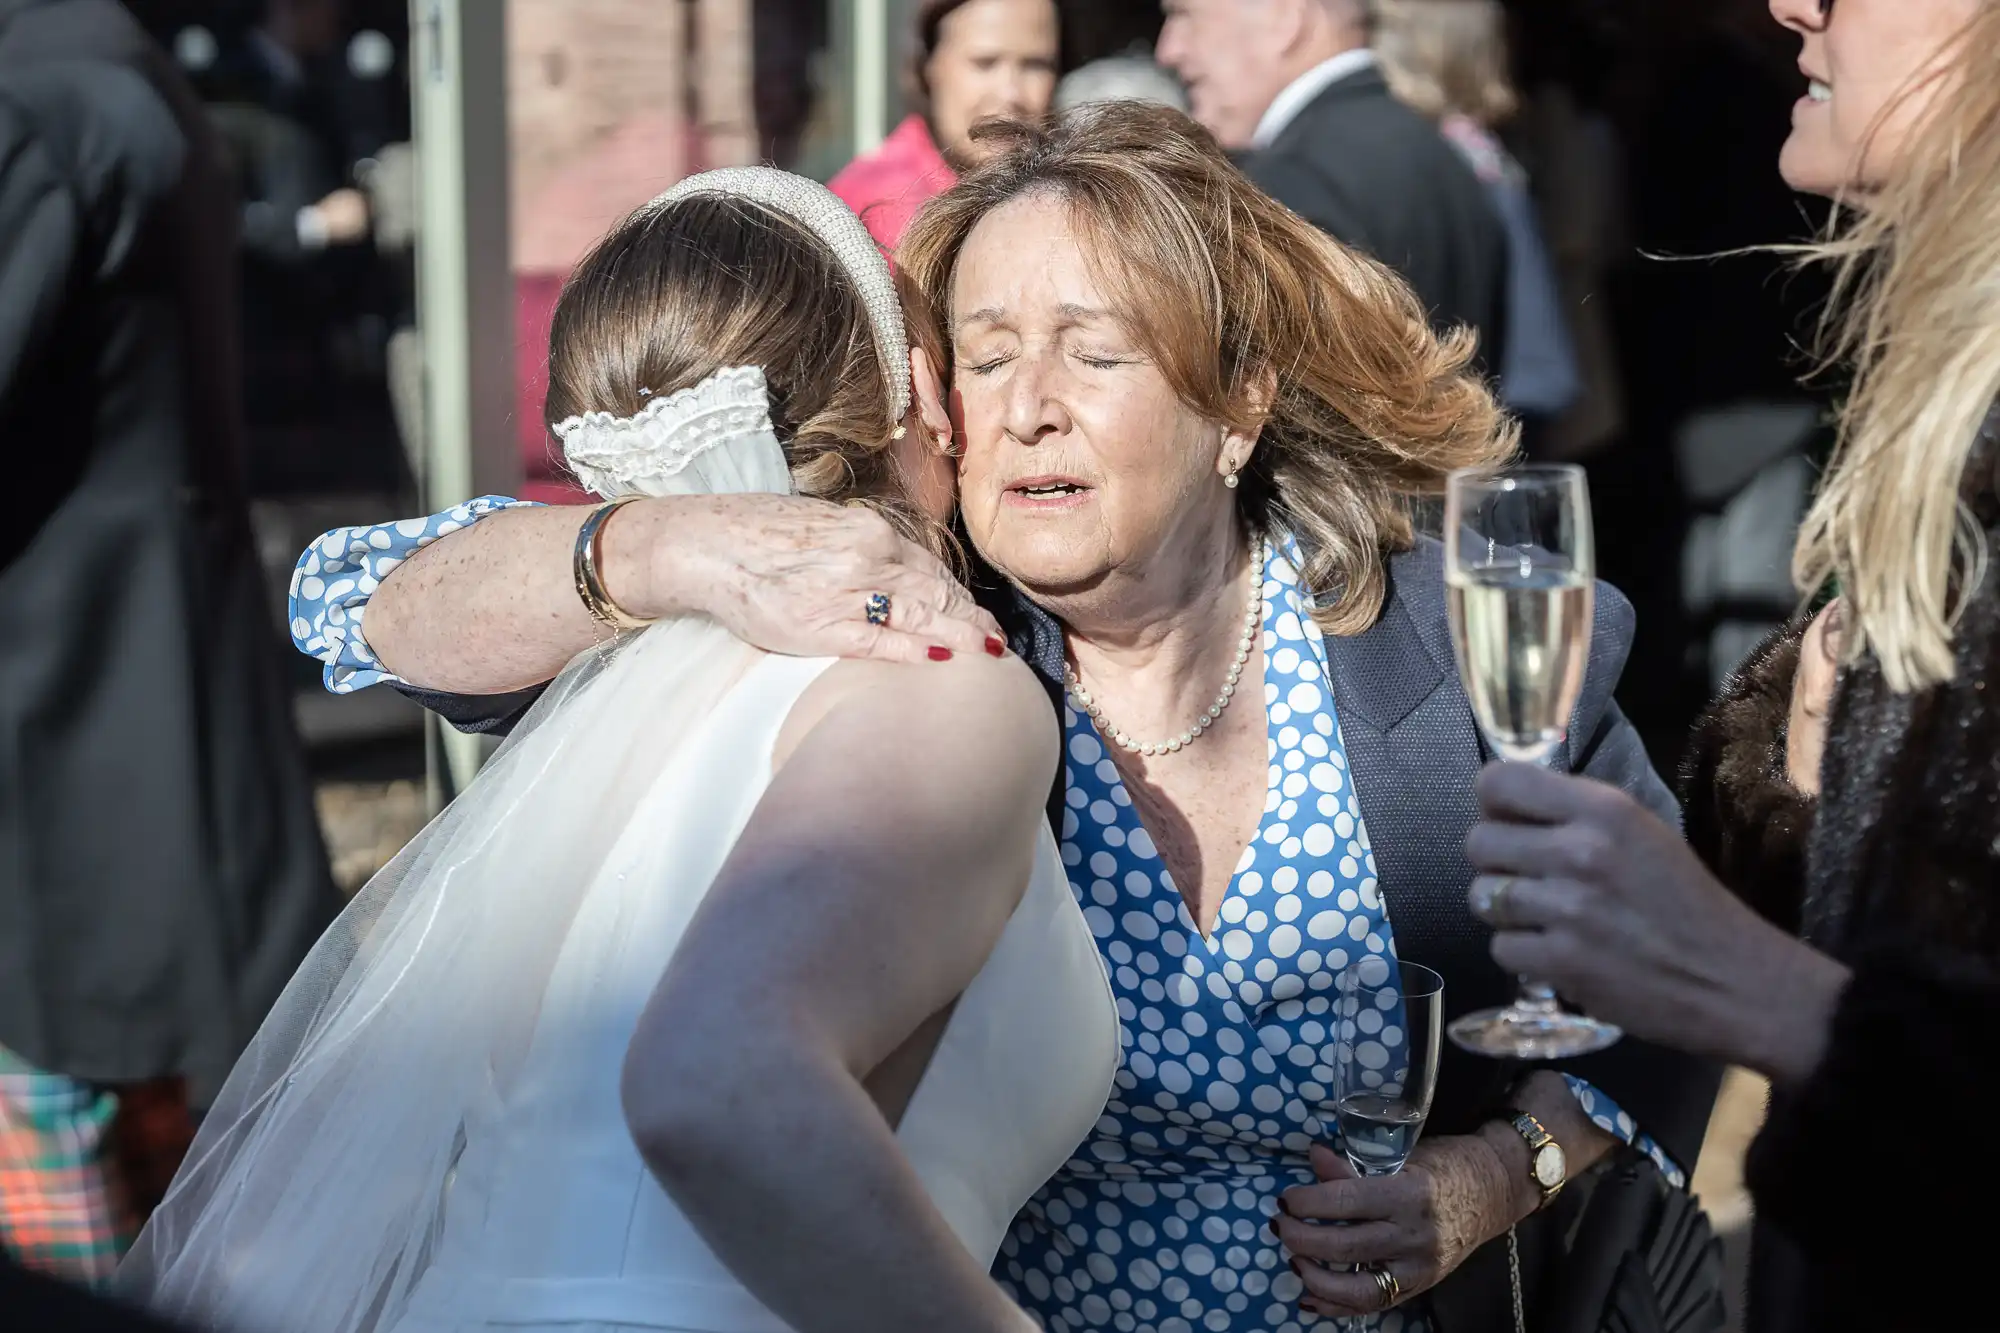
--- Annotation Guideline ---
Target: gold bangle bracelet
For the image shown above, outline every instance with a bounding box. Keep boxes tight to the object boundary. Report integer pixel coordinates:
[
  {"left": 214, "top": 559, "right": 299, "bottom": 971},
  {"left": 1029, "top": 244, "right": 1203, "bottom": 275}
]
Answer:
[{"left": 573, "top": 496, "right": 656, "bottom": 632}]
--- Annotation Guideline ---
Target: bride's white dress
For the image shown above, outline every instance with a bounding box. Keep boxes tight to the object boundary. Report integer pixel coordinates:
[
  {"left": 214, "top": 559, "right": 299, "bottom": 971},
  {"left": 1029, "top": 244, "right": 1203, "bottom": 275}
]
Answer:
[
  {"left": 119, "top": 367, "right": 1118, "bottom": 1333},
  {"left": 393, "top": 652, "right": 1115, "bottom": 1333}
]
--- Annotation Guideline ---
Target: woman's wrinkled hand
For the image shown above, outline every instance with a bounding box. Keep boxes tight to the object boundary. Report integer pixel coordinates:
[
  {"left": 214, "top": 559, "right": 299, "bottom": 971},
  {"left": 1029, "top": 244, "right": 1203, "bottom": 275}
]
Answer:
[
  {"left": 637, "top": 494, "right": 1005, "bottom": 664},
  {"left": 1273, "top": 1140, "right": 1512, "bottom": 1320},
  {"left": 1464, "top": 763, "right": 1850, "bottom": 1083},
  {"left": 1786, "top": 598, "right": 1844, "bottom": 796}
]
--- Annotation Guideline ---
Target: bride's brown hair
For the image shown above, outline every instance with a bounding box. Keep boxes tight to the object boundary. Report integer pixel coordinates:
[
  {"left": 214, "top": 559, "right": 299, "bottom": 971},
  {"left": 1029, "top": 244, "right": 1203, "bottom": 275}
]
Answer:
[{"left": 543, "top": 192, "right": 945, "bottom": 544}]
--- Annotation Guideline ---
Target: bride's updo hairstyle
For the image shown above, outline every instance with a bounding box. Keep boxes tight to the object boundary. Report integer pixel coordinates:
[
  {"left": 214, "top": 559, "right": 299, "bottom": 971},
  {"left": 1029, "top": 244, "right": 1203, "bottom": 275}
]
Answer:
[
  {"left": 898, "top": 101, "right": 1514, "bottom": 635},
  {"left": 544, "top": 189, "right": 939, "bottom": 525}
]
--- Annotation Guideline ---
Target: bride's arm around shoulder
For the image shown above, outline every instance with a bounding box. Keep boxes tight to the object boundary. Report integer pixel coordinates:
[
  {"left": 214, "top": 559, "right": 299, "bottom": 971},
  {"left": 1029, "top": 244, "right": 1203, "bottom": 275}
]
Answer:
[{"left": 620, "top": 652, "right": 1055, "bottom": 1333}]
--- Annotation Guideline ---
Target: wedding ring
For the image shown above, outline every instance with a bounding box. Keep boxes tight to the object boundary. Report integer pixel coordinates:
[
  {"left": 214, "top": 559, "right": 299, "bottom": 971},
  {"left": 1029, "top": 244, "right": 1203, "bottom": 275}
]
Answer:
[
  {"left": 1368, "top": 1264, "right": 1400, "bottom": 1307},
  {"left": 864, "top": 592, "right": 893, "bottom": 628}
]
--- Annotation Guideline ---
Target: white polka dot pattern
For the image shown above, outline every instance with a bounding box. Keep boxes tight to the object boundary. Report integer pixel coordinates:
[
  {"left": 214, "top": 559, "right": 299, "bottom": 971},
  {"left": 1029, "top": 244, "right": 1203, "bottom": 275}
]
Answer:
[
  {"left": 287, "top": 496, "right": 541, "bottom": 693},
  {"left": 999, "top": 537, "right": 1680, "bottom": 1333}
]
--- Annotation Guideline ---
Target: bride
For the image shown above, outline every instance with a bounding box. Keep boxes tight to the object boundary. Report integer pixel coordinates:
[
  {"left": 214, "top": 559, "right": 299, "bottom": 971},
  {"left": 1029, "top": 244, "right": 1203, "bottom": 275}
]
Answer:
[{"left": 116, "top": 169, "right": 1117, "bottom": 1333}]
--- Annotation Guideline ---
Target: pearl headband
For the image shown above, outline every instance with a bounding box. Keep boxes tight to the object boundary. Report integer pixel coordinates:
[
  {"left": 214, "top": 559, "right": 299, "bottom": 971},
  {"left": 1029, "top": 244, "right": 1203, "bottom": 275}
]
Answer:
[{"left": 650, "top": 167, "right": 912, "bottom": 425}]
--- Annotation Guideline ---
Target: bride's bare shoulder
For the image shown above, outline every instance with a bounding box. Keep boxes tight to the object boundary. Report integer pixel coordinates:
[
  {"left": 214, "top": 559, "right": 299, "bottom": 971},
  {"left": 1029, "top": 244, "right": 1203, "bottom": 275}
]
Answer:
[{"left": 771, "top": 653, "right": 1056, "bottom": 777}]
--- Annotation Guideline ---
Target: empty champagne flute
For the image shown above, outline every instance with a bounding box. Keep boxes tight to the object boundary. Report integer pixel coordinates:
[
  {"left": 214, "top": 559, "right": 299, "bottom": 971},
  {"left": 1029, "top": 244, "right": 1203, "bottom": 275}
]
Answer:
[
  {"left": 1443, "top": 463, "right": 1622, "bottom": 1058},
  {"left": 1325, "top": 957, "right": 1444, "bottom": 1178}
]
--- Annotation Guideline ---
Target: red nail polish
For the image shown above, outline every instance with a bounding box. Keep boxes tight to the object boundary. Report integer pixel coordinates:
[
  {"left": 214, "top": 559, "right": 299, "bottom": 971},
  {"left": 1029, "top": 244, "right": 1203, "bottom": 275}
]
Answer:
[
  {"left": 985, "top": 636, "right": 1006, "bottom": 658},
  {"left": 928, "top": 646, "right": 953, "bottom": 661}
]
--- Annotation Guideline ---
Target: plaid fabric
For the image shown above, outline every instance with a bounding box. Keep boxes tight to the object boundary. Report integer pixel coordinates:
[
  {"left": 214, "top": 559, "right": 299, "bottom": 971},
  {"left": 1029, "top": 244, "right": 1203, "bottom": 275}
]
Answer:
[{"left": 0, "top": 1046, "right": 135, "bottom": 1287}]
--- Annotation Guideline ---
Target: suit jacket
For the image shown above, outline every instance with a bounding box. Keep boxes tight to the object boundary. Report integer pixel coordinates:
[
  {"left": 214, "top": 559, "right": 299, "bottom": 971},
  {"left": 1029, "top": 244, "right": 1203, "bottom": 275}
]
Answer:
[
  {"left": 405, "top": 532, "right": 1719, "bottom": 1333},
  {"left": 1244, "top": 67, "right": 1510, "bottom": 376},
  {"left": 0, "top": 0, "right": 338, "bottom": 1096}
]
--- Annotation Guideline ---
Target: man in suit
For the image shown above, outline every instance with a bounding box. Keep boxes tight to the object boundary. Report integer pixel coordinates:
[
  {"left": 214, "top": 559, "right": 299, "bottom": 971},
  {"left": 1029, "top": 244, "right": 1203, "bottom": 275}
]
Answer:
[
  {"left": 1157, "top": 0, "right": 1509, "bottom": 371},
  {"left": 0, "top": 0, "right": 338, "bottom": 1280}
]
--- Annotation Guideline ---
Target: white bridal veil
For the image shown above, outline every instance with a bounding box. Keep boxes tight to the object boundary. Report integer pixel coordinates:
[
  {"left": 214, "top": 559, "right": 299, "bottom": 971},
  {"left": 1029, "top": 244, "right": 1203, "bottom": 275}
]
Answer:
[{"left": 118, "top": 168, "right": 915, "bottom": 1333}]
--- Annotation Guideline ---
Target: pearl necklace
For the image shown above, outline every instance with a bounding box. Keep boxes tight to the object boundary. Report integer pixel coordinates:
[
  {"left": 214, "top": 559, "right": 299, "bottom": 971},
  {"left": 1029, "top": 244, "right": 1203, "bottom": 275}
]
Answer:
[{"left": 1065, "top": 534, "right": 1267, "bottom": 758}]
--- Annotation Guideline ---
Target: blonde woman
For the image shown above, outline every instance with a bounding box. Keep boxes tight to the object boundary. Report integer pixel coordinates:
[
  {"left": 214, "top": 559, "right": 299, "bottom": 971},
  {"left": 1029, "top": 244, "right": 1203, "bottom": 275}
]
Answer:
[
  {"left": 1466, "top": 1, "right": 2000, "bottom": 1328},
  {"left": 1374, "top": 0, "right": 1582, "bottom": 426}
]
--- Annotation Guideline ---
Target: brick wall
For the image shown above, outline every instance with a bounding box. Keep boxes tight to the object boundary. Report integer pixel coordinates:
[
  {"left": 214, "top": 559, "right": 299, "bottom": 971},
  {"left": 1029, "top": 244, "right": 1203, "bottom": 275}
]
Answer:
[{"left": 507, "top": 0, "right": 752, "bottom": 275}]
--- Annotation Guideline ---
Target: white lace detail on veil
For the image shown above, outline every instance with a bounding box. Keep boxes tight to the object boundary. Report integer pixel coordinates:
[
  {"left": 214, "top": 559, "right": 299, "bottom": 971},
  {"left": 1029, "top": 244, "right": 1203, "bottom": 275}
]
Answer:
[{"left": 557, "top": 364, "right": 793, "bottom": 500}]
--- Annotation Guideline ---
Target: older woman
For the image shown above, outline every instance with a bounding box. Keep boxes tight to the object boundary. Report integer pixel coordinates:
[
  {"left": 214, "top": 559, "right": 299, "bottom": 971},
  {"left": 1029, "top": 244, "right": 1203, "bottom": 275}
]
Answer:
[
  {"left": 1464, "top": 1, "right": 2000, "bottom": 1329},
  {"left": 289, "top": 106, "right": 1713, "bottom": 1331},
  {"left": 827, "top": 0, "right": 1059, "bottom": 250}
]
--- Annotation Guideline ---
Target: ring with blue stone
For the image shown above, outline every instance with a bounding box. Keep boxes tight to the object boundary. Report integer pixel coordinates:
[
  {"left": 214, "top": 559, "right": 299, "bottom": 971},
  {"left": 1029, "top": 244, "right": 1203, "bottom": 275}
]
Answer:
[{"left": 864, "top": 592, "right": 892, "bottom": 627}]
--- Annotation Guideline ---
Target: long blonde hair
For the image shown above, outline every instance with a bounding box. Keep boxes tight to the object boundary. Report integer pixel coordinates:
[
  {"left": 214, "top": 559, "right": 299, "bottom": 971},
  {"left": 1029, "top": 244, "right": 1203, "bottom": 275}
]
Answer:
[
  {"left": 897, "top": 102, "right": 1513, "bottom": 636},
  {"left": 1793, "top": 5, "right": 2000, "bottom": 693}
]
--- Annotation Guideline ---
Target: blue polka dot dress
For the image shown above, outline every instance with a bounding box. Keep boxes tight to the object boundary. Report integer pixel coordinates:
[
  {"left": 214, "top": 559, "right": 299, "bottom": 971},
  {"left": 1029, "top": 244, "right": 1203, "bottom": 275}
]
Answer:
[{"left": 994, "top": 535, "right": 1679, "bottom": 1333}]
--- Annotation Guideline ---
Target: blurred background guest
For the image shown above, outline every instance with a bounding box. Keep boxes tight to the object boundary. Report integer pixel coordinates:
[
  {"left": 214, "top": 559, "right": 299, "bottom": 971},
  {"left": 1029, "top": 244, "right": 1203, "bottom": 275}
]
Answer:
[
  {"left": 200, "top": 0, "right": 410, "bottom": 500},
  {"left": 1051, "top": 44, "right": 1187, "bottom": 115},
  {"left": 1157, "top": 0, "right": 1509, "bottom": 373},
  {"left": 1375, "top": 0, "right": 1583, "bottom": 443},
  {"left": 828, "top": 0, "right": 1059, "bottom": 250},
  {"left": 0, "top": 0, "right": 338, "bottom": 1284},
  {"left": 1467, "top": 4, "right": 2000, "bottom": 1330},
  {"left": 208, "top": 0, "right": 392, "bottom": 179}
]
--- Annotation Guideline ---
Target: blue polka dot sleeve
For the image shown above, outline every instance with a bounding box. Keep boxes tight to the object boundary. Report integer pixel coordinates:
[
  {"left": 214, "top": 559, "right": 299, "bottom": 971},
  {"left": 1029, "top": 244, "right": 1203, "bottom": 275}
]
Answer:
[
  {"left": 1563, "top": 1074, "right": 1687, "bottom": 1187},
  {"left": 289, "top": 496, "right": 543, "bottom": 694}
]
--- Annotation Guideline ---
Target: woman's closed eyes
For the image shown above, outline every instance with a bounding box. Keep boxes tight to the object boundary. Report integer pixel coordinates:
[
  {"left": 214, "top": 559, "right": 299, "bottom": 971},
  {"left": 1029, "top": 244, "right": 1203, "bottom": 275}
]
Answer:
[{"left": 956, "top": 348, "right": 1140, "bottom": 375}]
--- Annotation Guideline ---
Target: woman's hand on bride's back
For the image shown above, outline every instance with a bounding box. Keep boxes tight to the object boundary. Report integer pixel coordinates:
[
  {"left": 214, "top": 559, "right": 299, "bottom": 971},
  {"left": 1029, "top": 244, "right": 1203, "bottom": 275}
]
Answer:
[{"left": 628, "top": 494, "right": 1005, "bottom": 663}]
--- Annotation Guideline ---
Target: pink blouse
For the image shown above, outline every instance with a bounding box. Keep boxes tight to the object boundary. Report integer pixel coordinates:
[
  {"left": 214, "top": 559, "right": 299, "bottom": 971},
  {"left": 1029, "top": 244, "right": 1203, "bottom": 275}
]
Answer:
[{"left": 828, "top": 115, "right": 958, "bottom": 250}]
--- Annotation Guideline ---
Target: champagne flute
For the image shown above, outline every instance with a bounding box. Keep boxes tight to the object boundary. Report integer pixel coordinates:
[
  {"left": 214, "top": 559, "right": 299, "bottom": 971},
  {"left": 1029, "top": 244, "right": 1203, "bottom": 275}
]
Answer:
[
  {"left": 1443, "top": 464, "right": 1623, "bottom": 1059},
  {"left": 1325, "top": 957, "right": 1444, "bottom": 1178}
]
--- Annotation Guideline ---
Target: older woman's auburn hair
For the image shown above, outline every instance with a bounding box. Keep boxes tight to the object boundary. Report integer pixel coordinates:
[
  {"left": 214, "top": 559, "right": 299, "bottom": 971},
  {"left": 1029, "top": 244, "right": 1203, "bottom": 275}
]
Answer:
[
  {"left": 896, "top": 101, "right": 1515, "bottom": 637},
  {"left": 1793, "top": 5, "right": 2000, "bottom": 693}
]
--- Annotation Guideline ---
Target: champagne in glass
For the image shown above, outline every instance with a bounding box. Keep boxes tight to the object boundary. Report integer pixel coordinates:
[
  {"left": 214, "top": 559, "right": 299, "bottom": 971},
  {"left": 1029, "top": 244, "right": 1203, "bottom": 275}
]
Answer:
[
  {"left": 1447, "top": 566, "right": 1593, "bottom": 762},
  {"left": 1325, "top": 958, "right": 1444, "bottom": 1178},
  {"left": 1444, "top": 465, "right": 1623, "bottom": 1059}
]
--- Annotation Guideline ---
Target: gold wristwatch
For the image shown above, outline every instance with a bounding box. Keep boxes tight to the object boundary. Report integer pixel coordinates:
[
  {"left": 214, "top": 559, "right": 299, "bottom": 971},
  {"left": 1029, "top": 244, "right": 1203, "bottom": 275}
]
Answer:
[{"left": 1502, "top": 1108, "right": 1567, "bottom": 1209}]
